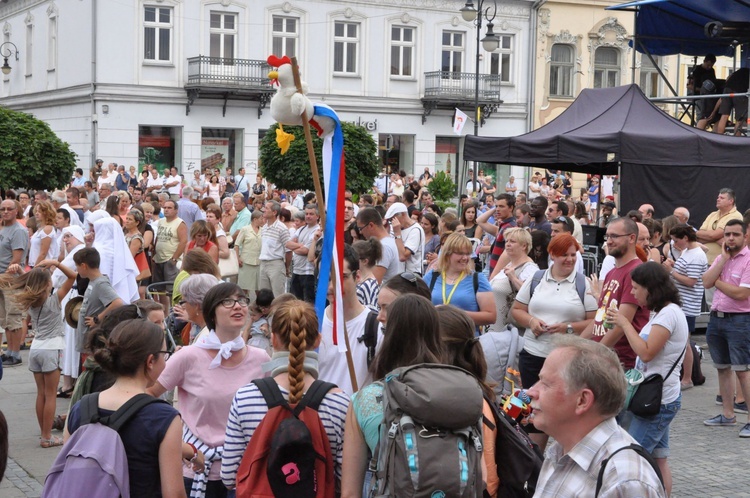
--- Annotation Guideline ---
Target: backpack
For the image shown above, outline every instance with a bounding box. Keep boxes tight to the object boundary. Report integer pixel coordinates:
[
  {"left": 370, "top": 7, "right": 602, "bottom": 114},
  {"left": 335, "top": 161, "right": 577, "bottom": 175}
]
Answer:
[
  {"left": 594, "top": 444, "right": 665, "bottom": 497},
  {"left": 370, "top": 363, "right": 485, "bottom": 498},
  {"left": 680, "top": 340, "right": 706, "bottom": 386},
  {"left": 357, "top": 311, "right": 380, "bottom": 368},
  {"left": 42, "top": 393, "right": 166, "bottom": 498},
  {"left": 528, "top": 269, "right": 586, "bottom": 304},
  {"left": 235, "top": 378, "right": 337, "bottom": 498},
  {"left": 482, "top": 396, "right": 543, "bottom": 498},
  {"left": 478, "top": 325, "right": 524, "bottom": 398}
]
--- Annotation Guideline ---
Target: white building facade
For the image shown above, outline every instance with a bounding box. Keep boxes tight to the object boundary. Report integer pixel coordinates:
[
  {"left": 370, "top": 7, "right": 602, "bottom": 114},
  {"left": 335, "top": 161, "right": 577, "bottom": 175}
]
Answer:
[{"left": 0, "top": 0, "right": 535, "bottom": 189}]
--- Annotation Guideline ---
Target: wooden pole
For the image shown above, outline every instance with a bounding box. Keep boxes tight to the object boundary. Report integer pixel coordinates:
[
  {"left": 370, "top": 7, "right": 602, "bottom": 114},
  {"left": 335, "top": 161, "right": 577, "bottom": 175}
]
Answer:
[{"left": 290, "top": 58, "right": 358, "bottom": 392}]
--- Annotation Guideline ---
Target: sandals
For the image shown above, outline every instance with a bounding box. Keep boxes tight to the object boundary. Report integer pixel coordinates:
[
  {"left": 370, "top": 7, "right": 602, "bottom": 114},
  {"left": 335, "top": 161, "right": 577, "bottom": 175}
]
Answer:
[
  {"left": 52, "top": 414, "right": 66, "bottom": 432},
  {"left": 40, "top": 435, "right": 64, "bottom": 448},
  {"left": 56, "top": 387, "right": 73, "bottom": 399}
]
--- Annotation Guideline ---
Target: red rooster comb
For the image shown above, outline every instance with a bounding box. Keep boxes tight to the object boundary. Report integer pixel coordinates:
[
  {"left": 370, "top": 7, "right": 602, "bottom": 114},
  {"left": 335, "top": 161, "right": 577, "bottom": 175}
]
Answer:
[{"left": 267, "top": 55, "right": 292, "bottom": 68}]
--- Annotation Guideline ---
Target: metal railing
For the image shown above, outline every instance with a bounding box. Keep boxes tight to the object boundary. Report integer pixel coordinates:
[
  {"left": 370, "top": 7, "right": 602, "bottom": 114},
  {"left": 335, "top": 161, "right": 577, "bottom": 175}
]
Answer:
[
  {"left": 186, "top": 56, "right": 274, "bottom": 89},
  {"left": 423, "top": 71, "right": 502, "bottom": 101}
]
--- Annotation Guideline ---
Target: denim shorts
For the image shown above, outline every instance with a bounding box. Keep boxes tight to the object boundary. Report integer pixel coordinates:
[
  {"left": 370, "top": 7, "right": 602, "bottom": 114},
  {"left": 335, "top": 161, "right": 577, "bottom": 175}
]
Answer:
[
  {"left": 705, "top": 313, "right": 750, "bottom": 370},
  {"left": 628, "top": 396, "right": 681, "bottom": 459}
]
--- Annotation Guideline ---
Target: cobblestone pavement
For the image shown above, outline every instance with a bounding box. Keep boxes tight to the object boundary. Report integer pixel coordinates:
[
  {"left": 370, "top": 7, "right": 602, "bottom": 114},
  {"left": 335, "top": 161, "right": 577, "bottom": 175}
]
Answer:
[{"left": 2, "top": 338, "right": 750, "bottom": 496}]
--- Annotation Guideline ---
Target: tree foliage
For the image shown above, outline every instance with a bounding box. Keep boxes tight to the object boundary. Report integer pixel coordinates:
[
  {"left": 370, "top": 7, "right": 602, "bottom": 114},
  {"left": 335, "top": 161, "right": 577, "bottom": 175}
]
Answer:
[
  {"left": 0, "top": 107, "right": 77, "bottom": 191},
  {"left": 428, "top": 171, "right": 458, "bottom": 206},
  {"left": 260, "top": 121, "right": 378, "bottom": 195}
]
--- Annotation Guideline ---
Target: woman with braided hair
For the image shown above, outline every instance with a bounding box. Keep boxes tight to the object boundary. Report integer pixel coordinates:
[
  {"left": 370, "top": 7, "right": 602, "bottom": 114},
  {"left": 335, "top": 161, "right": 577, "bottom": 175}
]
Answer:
[{"left": 220, "top": 300, "right": 350, "bottom": 490}]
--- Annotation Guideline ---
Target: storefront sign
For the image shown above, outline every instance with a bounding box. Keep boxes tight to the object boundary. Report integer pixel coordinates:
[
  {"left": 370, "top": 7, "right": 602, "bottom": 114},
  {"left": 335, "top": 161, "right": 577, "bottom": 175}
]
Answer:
[
  {"left": 348, "top": 117, "right": 378, "bottom": 131},
  {"left": 201, "top": 138, "right": 230, "bottom": 172}
]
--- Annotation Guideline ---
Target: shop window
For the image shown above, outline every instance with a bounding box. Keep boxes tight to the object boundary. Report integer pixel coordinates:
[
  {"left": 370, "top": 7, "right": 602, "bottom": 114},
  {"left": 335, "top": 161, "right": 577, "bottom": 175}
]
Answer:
[{"left": 138, "top": 126, "right": 182, "bottom": 174}]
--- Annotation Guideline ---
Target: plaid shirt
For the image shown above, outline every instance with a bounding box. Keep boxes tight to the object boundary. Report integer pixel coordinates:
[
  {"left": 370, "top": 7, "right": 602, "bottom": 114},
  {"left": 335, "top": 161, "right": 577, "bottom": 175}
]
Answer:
[
  {"left": 488, "top": 217, "right": 517, "bottom": 272},
  {"left": 534, "top": 418, "right": 665, "bottom": 498}
]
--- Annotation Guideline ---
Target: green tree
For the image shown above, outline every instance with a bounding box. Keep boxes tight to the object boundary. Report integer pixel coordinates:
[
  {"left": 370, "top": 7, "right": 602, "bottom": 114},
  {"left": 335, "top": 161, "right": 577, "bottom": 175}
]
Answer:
[
  {"left": 0, "top": 107, "right": 77, "bottom": 191},
  {"left": 428, "top": 171, "right": 458, "bottom": 210},
  {"left": 259, "top": 122, "right": 378, "bottom": 195}
]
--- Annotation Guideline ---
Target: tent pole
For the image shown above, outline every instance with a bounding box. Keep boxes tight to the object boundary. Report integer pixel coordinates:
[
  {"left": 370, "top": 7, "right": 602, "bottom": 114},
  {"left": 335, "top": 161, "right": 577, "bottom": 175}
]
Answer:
[{"left": 637, "top": 39, "right": 689, "bottom": 115}]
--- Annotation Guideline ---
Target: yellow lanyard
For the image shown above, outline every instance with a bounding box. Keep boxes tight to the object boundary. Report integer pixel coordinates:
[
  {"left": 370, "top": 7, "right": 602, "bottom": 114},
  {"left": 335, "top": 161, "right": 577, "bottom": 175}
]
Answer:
[{"left": 442, "top": 271, "right": 466, "bottom": 305}]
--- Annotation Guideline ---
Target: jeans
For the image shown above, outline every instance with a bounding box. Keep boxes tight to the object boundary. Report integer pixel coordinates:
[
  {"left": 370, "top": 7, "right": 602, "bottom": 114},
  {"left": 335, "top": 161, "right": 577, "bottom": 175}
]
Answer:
[
  {"left": 705, "top": 313, "right": 750, "bottom": 369},
  {"left": 628, "top": 396, "right": 681, "bottom": 459}
]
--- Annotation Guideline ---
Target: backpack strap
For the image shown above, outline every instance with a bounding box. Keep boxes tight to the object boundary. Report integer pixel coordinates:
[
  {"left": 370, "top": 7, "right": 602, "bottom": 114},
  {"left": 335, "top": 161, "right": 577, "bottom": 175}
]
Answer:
[
  {"left": 594, "top": 444, "right": 664, "bottom": 497},
  {"left": 473, "top": 271, "right": 479, "bottom": 294},
  {"left": 358, "top": 311, "right": 379, "bottom": 367},
  {"left": 252, "top": 377, "right": 289, "bottom": 410},
  {"left": 429, "top": 272, "right": 439, "bottom": 293},
  {"left": 92, "top": 393, "right": 166, "bottom": 432},
  {"left": 528, "top": 270, "right": 546, "bottom": 299},
  {"left": 79, "top": 393, "right": 101, "bottom": 426},
  {"left": 292, "top": 380, "right": 337, "bottom": 416},
  {"left": 530, "top": 269, "right": 586, "bottom": 305}
]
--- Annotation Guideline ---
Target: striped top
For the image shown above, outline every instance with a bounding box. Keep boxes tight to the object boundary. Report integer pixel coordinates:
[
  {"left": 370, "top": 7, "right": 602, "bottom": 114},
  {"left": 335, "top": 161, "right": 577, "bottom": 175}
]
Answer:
[
  {"left": 357, "top": 277, "right": 380, "bottom": 311},
  {"left": 220, "top": 381, "right": 350, "bottom": 488},
  {"left": 672, "top": 246, "right": 708, "bottom": 317}
]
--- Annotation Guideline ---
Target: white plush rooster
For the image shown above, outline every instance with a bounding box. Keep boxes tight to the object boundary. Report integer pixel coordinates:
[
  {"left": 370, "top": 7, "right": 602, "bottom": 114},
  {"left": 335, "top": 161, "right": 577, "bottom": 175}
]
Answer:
[{"left": 267, "top": 55, "right": 334, "bottom": 153}]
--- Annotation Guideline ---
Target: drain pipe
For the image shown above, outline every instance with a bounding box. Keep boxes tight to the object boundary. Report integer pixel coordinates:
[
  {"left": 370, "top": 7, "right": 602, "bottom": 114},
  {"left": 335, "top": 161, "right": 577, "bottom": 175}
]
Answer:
[
  {"left": 90, "top": 0, "right": 98, "bottom": 167},
  {"left": 526, "top": 0, "right": 547, "bottom": 181}
]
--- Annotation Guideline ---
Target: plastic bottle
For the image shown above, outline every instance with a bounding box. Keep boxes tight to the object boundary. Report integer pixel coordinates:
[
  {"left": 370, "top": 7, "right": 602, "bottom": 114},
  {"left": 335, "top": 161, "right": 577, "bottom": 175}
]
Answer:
[{"left": 603, "top": 301, "right": 618, "bottom": 330}]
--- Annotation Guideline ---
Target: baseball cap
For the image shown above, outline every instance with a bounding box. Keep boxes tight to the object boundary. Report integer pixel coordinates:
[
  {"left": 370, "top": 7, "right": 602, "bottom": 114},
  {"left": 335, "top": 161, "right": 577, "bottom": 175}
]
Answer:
[
  {"left": 384, "top": 202, "right": 408, "bottom": 220},
  {"left": 95, "top": 159, "right": 103, "bottom": 164}
]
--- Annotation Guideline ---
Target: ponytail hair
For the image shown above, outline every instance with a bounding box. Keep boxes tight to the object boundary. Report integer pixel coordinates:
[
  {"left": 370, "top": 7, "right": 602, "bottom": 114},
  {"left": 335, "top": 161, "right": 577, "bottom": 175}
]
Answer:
[
  {"left": 436, "top": 305, "right": 495, "bottom": 401},
  {"left": 270, "top": 300, "right": 319, "bottom": 404}
]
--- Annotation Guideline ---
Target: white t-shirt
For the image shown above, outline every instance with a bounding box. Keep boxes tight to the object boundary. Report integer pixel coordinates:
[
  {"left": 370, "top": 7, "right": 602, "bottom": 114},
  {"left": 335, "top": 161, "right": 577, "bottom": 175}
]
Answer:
[
  {"left": 318, "top": 307, "right": 381, "bottom": 395},
  {"left": 166, "top": 174, "right": 182, "bottom": 195},
  {"left": 516, "top": 269, "right": 598, "bottom": 357},
  {"left": 399, "top": 223, "right": 425, "bottom": 275},
  {"left": 528, "top": 181, "right": 540, "bottom": 199},
  {"left": 377, "top": 236, "right": 402, "bottom": 284},
  {"left": 292, "top": 224, "right": 319, "bottom": 276},
  {"left": 97, "top": 174, "right": 113, "bottom": 189},
  {"left": 147, "top": 175, "right": 164, "bottom": 191},
  {"left": 635, "top": 303, "right": 688, "bottom": 404},
  {"left": 601, "top": 176, "right": 615, "bottom": 198}
]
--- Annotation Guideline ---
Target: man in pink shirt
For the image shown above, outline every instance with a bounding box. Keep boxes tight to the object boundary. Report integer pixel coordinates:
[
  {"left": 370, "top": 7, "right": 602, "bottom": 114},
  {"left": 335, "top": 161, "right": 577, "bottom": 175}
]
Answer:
[{"left": 702, "top": 219, "right": 750, "bottom": 437}]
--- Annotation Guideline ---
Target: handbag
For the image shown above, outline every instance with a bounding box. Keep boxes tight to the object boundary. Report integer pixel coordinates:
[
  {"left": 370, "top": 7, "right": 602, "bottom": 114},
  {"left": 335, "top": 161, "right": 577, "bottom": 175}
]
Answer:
[
  {"left": 628, "top": 347, "right": 685, "bottom": 417},
  {"left": 134, "top": 250, "right": 151, "bottom": 281},
  {"left": 219, "top": 250, "right": 239, "bottom": 278},
  {"left": 624, "top": 368, "right": 644, "bottom": 409}
]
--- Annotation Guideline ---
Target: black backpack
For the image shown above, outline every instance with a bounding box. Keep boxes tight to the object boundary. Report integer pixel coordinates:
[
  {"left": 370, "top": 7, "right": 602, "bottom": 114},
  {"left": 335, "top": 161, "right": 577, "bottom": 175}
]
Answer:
[
  {"left": 356, "top": 311, "right": 379, "bottom": 367},
  {"left": 594, "top": 444, "right": 664, "bottom": 497},
  {"left": 483, "top": 396, "right": 543, "bottom": 498}
]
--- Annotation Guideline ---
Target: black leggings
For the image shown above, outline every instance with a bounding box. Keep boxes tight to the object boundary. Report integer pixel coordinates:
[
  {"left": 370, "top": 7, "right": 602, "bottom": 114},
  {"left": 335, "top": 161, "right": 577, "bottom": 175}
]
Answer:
[{"left": 518, "top": 349, "right": 547, "bottom": 434}]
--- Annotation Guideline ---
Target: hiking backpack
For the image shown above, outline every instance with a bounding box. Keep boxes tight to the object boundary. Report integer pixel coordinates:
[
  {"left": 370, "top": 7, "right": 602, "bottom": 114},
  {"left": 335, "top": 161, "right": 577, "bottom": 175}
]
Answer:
[
  {"left": 482, "top": 396, "right": 543, "bottom": 498},
  {"left": 370, "top": 363, "right": 485, "bottom": 498},
  {"left": 235, "top": 378, "right": 337, "bottom": 498},
  {"left": 42, "top": 393, "right": 167, "bottom": 498}
]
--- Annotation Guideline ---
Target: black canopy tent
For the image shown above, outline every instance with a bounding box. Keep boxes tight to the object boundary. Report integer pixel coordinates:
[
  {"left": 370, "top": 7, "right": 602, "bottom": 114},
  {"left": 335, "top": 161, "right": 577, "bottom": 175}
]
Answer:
[{"left": 463, "top": 84, "right": 750, "bottom": 225}]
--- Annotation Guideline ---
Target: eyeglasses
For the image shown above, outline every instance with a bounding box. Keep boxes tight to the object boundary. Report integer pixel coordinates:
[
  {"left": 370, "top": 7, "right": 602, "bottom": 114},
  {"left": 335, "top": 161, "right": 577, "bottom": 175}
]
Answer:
[
  {"left": 0, "top": 208, "right": 15, "bottom": 212},
  {"left": 355, "top": 224, "right": 366, "bottom": 233},
  {"left": 220, "top": 297, "right": 251, "bottom": 308},
  {"left": 399, "top": 272, "right": 419, "bottom": 285},
  {"left": 155, "top": 350, "right": 171, "bottom": 361},
  {"left": 603, "top": 233, "right": 630, "bottom": 241},
  {"left": 554, "top": 216, "right": 568, "bottom": 223}
]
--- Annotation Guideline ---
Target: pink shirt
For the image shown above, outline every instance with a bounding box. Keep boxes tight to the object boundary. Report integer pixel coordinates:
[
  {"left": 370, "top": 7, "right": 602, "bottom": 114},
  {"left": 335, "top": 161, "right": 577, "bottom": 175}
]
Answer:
[
  {"left": 709, "top": 246, "right": 750, "bottom": 313},
  {"left": 157, "top": 344, "right": 270, "bottom": 479}
]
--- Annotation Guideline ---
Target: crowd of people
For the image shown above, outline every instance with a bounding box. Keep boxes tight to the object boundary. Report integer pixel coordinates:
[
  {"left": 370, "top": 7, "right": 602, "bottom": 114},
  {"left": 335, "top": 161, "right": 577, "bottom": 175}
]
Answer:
[{"left": 1, "top": 162, "right": 748, "bottom": 498}]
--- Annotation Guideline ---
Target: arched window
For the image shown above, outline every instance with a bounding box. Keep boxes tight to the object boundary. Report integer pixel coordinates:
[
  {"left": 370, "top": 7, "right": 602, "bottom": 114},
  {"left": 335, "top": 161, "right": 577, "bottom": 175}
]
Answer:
[
  {"left": 550, "top": 44, "right": 573, "bottom": 97},
  {"left": 594, "top": 47, "right": 620, "bottom": 88}
]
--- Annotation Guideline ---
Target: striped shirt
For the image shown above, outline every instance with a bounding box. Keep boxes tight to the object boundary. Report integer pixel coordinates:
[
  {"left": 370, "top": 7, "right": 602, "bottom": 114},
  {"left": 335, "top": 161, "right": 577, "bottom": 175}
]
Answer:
[
  {"left": 489, "top": 217, "right": 517, "bottom": 272},
  {"left": 221, "top": 382, "right": 350, "bottom": 488},
  {"left": 259, "top": 219, "right": 291, "bottom": 261},
  {"left": 357, "top": 277, "right": 380, "bottom": 311},
  {"left": 672, "top": 246, "right": 707, "bottom": 317},
  {"left": 534, "top": 418, "right": 665, "bottom": 498}
]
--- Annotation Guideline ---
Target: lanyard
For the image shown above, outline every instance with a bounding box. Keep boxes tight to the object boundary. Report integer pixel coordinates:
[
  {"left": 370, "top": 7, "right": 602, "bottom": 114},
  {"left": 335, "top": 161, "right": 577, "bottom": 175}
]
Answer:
[{"left": 442, "top": 271, "right": 465, "bottom": 305}]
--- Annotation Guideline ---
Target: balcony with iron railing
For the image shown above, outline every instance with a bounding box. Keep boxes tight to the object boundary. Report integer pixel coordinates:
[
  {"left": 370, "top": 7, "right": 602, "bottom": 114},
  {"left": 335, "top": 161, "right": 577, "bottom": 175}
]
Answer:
[
  {"left": 421, "top": 71, "right": 503, "bottom": 124},
  {"left": 185, "top": 56, "right": 276, "bottom": 117}
]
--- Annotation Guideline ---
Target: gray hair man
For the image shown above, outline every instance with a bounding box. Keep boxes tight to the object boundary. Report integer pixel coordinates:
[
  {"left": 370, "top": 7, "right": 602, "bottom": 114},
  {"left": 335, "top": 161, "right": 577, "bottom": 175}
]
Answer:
[{"left": 529, "top": 336, "right": 665, "bottom": 497}]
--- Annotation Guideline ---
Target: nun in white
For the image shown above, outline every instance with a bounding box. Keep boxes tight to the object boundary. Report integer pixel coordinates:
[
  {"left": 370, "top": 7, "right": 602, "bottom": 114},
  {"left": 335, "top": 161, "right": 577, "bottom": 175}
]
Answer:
[
  {"left": 92, "top": 217, "right": 140, "bottom": 303},
  {"left": 54, "top": 226, "right": 86, "bottom": 393}
]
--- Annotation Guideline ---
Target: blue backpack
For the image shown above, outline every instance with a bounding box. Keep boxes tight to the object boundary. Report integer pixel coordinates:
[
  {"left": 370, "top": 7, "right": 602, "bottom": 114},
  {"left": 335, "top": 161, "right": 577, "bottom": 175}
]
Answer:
[{"left": 42, "top": 393, "right": 166, "bottom": 498}]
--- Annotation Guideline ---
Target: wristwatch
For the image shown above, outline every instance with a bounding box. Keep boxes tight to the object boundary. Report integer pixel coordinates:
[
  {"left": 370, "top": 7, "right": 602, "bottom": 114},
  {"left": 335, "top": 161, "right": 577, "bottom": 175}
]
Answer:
[
  {"left": 566, "top": 324, "right": 574, "bottom": 334},
  {"left": 394, "top": 235, "right": 402, "bottom": 240},
  {"left": 93, "top": 316, "right": 100, "bottom": 325}
]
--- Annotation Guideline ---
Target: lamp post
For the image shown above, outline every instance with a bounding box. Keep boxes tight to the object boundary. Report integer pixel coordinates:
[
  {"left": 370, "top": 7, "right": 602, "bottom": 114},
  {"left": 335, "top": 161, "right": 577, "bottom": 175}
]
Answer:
[
  {"left": 0, "top": 42, "right": 19, "bottom": 76},
  {"left": 460, "top": 0, "right": 500, "bottom": 198}
]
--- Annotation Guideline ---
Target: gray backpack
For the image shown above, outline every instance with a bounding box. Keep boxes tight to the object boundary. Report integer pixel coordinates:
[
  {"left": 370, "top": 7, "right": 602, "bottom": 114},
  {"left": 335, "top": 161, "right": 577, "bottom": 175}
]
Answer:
[
  {"left": 370, "top": 363, "right": 485, "bottom": 498},
  {"left": 479, "top": 325, "right": 524, "bottom": 398}
]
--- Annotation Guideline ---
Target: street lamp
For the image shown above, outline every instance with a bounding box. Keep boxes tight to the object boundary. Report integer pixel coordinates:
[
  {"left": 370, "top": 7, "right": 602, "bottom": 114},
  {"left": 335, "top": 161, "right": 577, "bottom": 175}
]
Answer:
[
  {"left": 0, "top": 42, "right": 19, "bottom": 76},
  {"left": 460, "top": 0, "right": 499, "bottom": 197}
]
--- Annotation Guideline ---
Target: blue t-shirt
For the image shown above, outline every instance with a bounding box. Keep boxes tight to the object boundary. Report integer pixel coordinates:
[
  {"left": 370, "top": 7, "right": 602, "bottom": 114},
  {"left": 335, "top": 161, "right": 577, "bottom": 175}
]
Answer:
[
  {"left": 68, "top": 398, "right": 179, "bottom": 498},
  {"left": 589, "top": 184, "right": 600, "bottom": 205},
  {"left": 423, "top": 270, "right": 492, "bottom": 312}
]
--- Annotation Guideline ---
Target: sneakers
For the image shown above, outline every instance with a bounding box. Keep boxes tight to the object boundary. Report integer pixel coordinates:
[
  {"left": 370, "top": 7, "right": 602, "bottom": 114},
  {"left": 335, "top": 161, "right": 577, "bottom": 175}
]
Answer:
[
  {"left": 0, "top": 353, "right": 9, "bottom": 362},
  {"left": 736, "top": 401, "right": 749, "bottom": 414},
  {"left": 1, "top": 356, "right": 21, "bottom": 367},
  {"left": 716, "top": 394, "right": 724, "bottom": 405},
  {"left": 740, "top": 424, "right": 750, "bottom": 438},
  {"left": 704, "top": 414, "right": 737, "bottom": 426}
]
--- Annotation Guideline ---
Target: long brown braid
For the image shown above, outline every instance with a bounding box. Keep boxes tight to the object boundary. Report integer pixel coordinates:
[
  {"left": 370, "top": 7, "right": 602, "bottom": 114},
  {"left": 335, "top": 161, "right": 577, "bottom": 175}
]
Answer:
[{"left": 271, "top": 300, "right": 319, "bottom": 404}]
